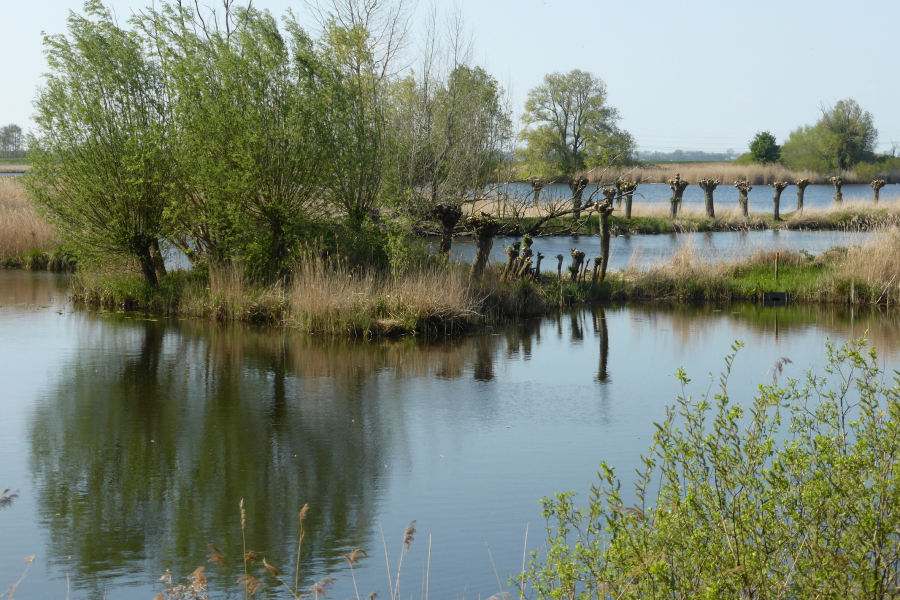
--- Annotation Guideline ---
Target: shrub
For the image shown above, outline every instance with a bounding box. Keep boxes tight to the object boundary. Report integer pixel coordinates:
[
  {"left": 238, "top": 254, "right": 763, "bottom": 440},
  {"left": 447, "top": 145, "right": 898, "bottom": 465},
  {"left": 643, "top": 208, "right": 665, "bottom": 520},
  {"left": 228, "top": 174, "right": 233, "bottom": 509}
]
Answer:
[{"left": 523, "top": 338, "right": 900, "bottom": 599}]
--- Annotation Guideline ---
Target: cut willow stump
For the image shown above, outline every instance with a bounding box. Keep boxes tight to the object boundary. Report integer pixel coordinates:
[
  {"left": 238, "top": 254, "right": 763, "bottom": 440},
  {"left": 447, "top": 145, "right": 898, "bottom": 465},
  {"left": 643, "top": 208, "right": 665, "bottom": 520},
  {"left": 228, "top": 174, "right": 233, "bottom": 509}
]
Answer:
[
  {"left": 771, "top": 181, "right": 789, "bottom": 221},
  {"left": 591, "top": 257, "right": 601, "bottom": 284},
  {"left": 570, "top": 176, "right": 588, "bottom": 219},
  {"left": 668, "top": 173, "right": 688, "bottom": 218},
  {"left": 621, "top": 180, "right": 638, "bottom": 218},
  {"left": 531, "top": 179, "right": 546, "bottom": 205},
  {"left": 466, "top": 212, "right": 499, "bottom": 280},
  {"left": 795, "top": 178, "right": 810, "bottom": 213},
  {"left": 698, "top": 178, "right": 719, "bottom": 218},
  {"left": 535, "top": 252, "right": 544, "bottom": 278},
  {"left": 597, "top": 188, "right": 616, "bottom": 283},
  {"left": 502, "top": 242, "right": 521, "bottom": 281},
  {"left": 556, "top": 254, "right": 564, "bottom": 279},
  {"left": 871, "top": 179, "right": 887, "bottom": 203},
  {"left": 431, "top": 204, "right": 463, "bottom": 255},
  {"left": 734, "top": 179, "right": 752, "bottom": 218},
  {"left": 830, "top": 176, "right": 844, "bottom": 204},
  {"left": 569, "top": 248, "right": 586, "bottom": 282},
  {"left": 614, "top": 178, "right": 626, "bottom": 207}
]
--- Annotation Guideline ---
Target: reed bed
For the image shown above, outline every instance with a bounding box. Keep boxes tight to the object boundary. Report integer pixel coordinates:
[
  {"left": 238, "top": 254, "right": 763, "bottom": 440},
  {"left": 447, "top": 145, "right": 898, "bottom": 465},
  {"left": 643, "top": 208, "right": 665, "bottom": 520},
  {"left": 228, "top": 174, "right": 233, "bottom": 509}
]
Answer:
[
  {"left": 0, "top": 164, "right": 29, "bottom": 173},
  {"left": 290, "top": 256, "right": 480, "bottom": 336},
  {"left": 0, "top": 177, "right": 59, "bottom": 266}
]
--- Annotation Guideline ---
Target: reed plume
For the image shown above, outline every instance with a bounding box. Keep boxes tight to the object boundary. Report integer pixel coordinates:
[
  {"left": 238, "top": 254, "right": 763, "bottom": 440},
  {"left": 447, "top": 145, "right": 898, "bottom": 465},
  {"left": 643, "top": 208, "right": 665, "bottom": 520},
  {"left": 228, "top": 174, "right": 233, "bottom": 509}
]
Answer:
[
  {"left": 0, "top": 487, "right": 19, "bottom": 510},
  {"left": 206, "top": 544, "right": 229, "bottom": 568},
  {"left": 309, "top": 576, "right": 337, "bottom": 598}
]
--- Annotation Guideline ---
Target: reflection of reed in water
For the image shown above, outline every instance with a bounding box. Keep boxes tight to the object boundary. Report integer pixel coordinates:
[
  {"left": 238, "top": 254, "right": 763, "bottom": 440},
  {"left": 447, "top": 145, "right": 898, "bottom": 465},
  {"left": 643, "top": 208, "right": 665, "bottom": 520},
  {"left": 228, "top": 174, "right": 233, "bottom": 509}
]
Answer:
[{"left": 622, "top": 303, "right": 900, "bottom": 360}]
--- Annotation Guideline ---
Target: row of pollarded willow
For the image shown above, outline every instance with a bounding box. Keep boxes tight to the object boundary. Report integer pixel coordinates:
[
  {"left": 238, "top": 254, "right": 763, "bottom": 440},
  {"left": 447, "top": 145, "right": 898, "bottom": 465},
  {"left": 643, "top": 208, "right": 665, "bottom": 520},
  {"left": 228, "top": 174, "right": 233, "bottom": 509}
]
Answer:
[{"left": 665, "top": 172, "right": 890, "bottom": 219}]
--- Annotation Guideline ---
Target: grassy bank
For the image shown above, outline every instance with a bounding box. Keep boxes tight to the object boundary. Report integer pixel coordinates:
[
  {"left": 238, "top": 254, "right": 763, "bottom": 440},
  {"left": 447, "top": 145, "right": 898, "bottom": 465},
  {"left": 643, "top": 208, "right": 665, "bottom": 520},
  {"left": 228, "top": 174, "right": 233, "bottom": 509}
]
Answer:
[{"left": 71, "top": 230, "right": 900, "bottom": 336}]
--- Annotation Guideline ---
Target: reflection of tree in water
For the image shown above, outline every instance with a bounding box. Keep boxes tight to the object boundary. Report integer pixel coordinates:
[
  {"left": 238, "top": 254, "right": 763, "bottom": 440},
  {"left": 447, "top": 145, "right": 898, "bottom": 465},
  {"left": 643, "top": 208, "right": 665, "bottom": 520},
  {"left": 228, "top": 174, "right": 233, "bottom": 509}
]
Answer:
[
  {"left": 28, "top": 319, "right": 508, "bottom": 594},
  {"left": 592, "top": 308, "right": 610, "bottom": 383}
]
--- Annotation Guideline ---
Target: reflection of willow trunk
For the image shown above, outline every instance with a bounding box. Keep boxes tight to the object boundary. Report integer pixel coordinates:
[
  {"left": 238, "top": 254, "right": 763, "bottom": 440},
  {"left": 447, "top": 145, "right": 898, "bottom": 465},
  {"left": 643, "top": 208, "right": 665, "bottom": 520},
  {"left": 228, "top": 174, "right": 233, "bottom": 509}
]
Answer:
[
  {"left": 466, "top": 212, "right": 499, "bottom": 280},
  {"left": 698, "top": 178, "right": 719, "bottom": 218},
  {"left": 771, "top": 181, "right": 789, "bottom": 221},
  {"left": 570, "top": 177, "right": 588, "bottom": 219},
  {"left": 431, "top": 204, "right": 463, "bottom": 255},
  {"left": 830, "top": 176, "right": 844, "bottom": 204},
  {"left": 871, "top": 179, "right": 887, "bottom": 203},
  {"left": 734, "top": 180, "right": 752, "bottom": 218},
  {"left": 795, "top": 178, "right": 810, "bottom": 213},
  {"left": 596, "top": 307, "right": 609, "bottom": 382},
  {"left": 668, "top": 173, "right": 688, "bottom": 218}
]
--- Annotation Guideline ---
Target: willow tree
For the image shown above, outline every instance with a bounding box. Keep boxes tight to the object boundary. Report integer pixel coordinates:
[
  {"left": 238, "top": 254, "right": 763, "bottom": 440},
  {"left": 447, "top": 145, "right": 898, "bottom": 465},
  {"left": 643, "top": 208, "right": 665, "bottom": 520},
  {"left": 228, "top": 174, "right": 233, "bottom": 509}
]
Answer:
[
  {"left": 871, "top": 179, "right": 887, "bottom": 203},
  {"left": 26, "top": 1, "right": 176, "bottom": 286},
  {"left": 668, "top": 173, "right": 688, "bottom": 218},
  {"left": 697, "top": 178, "right": 719, "bottom": 218},
  {"left": 570, "top": 176, "right": 588, "bottom": 218},
  {"left": 518, "top": 70, "right": 634, "bottom": 181},
  {"left": 140, "top": 3, "right": 336, "bottom": 279},
  {"left": 734, "top": 179, "right": 752, "bottom": 217},
  {"left": 830, "top": 176, "right": 844, "bottom": 204},
  {"left": 771, "top": 181, "right": 789, "bottom": 221},
  {"left": 795, "top": 178, "right": 810, "bottom": 212}
]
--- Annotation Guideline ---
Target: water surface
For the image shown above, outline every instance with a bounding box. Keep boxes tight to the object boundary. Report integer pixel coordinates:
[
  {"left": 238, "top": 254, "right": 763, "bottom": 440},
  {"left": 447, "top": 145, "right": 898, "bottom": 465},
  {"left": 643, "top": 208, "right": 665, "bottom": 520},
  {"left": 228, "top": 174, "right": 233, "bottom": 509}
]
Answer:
[{"left": 3, "top": 270, "right": 900, "bottom": 599}]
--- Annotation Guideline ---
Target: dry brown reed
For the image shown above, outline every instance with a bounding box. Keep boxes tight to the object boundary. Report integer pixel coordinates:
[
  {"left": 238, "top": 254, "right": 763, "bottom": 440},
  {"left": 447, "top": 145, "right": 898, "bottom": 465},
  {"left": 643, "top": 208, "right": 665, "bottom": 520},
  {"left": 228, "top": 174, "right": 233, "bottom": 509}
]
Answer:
[
  {"left": 0, "top": 178, "right": 57, "bottom": 261},
  {"left": 0, "top": 165, "right": 29, "bottom": 173},
  {"left": 839, "top": 229, "right": 900, "bottom": 289},
  {"left": 290, "top": 256, "right": 479, "bottom": 336}
]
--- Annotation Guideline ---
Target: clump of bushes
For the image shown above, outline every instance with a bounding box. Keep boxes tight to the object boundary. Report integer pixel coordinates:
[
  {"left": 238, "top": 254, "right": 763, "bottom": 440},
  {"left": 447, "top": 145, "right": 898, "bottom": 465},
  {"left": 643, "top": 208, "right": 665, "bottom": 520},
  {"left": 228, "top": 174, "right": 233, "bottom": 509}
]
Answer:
[{"left": 523, "top": 338, "right": 900, "bottom": 599}]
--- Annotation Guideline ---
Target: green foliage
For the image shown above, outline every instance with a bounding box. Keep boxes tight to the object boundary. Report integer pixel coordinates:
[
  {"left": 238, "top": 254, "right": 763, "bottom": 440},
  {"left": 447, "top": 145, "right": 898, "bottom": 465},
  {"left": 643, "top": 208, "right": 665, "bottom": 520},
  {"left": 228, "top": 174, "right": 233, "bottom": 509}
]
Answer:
[
  {"left": 781, "top": 124, "right": 832, "bottom": 172},
  {"left": 730, "top": 152, "right": 754, "bottom": 165},
  {"left": 748, "top": 131, "right": 781, "bottom": 163},
  {"left": 26, "top": 0, "right": 176, "bottom": 286},
  {"left": 523, "top": 338, "right": 900, "bottom": 599},
  {"left": 782, "top": 99, "right": 878, "bottom": 173},
  {"left": 518, "top": 70, "right": 634, "bottom": 179}
]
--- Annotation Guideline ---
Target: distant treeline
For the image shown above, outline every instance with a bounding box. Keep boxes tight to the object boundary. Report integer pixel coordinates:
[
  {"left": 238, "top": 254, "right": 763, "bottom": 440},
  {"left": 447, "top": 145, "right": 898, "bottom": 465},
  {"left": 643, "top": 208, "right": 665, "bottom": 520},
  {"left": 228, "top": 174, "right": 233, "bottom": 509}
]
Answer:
[
  {"left": 635, "top": 149, "right": 740, "bottom": 163},
  {"left": 0, "top": 124, "right": 25, "bottom": 159}
]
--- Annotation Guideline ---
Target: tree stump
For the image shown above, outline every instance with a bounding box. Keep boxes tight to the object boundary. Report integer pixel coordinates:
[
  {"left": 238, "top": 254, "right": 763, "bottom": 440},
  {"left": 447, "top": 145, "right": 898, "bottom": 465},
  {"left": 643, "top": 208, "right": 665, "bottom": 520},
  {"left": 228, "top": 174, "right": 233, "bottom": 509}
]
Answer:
[
  {"left": 569, "top": 248, "right": 585, "bottom": 282},
  {"left": 614, "top": 178, "right": 626, "bottom": 207},
  {"left": 830, "top": 176, "right": 844, "bottom": 204},
  {"left": 466, "top": 212, "right": 500, "bottom": 280},
  {"left": 556, "top": 254, "right": 564, "bottom": 279},
  {"left": 698, "top": 178, "right": 719, "bottom": 218},
  {"left": 771, "top": 181, "right": 789, "bottom": 221},
  {"left": 535, "top": 252, "right": 544, "bottom": 278},
  {"left": 622, "top": 180, "right": 638, "bottom": 219},
  {"left": 597, "top": 189, "right": 616, "bottom": 283},
  {"left": 795, "top": 178, "right": 810, "bottom": 213},
  {"left": 502, "top": 242, "right": 521, "bottom": 281},
  {"left": 570, "top": 176, "right": 588, "bottom": 219},
  {"left": 871, "top": 179, "right": 887, "bottom": 203},
  {"left": 668, "top": 173, "right": 688, "bottom": 218},
  {"left": 734, "top": 179, "right": 752, "bottom": 218},
  {"left": 531, "top": 179, "right": 546, "bottom": 205},
  {"left": 431, "top": 204, "right": 463, "bottom": 255}
]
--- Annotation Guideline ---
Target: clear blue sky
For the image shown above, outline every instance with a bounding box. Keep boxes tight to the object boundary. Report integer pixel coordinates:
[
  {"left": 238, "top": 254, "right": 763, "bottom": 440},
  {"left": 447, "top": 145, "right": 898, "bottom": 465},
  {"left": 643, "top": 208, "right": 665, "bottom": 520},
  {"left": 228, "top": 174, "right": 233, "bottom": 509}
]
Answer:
[{"left": 3, "top": 0, "right": 898, "bottom": 154}]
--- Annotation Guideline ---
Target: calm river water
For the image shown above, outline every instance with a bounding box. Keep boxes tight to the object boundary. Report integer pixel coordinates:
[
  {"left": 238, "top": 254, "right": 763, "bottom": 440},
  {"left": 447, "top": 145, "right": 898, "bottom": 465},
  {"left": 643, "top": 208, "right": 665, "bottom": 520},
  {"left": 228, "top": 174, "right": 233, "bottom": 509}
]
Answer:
[{"left": 4, "top": 269, "right": 900, "bottom": 599}]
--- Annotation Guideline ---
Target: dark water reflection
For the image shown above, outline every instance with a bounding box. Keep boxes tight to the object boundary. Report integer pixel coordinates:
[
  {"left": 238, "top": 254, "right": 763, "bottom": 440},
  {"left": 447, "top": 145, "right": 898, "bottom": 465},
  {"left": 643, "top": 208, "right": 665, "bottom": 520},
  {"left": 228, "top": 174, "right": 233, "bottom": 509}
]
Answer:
[{"left": 4, "top": 271, "right": 900, "bottom": 599}]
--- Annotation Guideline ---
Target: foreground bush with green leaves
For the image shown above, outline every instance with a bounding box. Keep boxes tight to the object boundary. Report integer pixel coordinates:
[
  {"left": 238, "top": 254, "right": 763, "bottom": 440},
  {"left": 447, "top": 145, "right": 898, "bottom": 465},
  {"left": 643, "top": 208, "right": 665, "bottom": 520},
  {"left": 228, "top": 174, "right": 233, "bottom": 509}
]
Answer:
[{"left": 523, "top": 338, "right": 900, "bottom": 599}]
